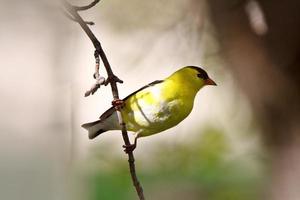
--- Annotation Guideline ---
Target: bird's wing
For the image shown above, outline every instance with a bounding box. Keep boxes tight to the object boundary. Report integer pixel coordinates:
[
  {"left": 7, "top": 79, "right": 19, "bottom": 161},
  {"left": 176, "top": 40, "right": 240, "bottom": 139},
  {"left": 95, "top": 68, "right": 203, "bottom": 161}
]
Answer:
[
  {"left": 123, "top": 80, "right": 164, "bottom": 101},
  {"left": 99, "top": 80, "right": 164, "bottom": 120}
]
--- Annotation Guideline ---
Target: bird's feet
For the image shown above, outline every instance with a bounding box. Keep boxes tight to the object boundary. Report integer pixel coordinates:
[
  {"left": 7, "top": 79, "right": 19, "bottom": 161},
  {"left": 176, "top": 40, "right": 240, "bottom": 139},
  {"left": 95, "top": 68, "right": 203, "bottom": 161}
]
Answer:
[
  {"left": 123, "top": 143, "right": 136, "bottom": 154},
  {"left": 112, "top": 99, "right": 124, "bottom": 109}
]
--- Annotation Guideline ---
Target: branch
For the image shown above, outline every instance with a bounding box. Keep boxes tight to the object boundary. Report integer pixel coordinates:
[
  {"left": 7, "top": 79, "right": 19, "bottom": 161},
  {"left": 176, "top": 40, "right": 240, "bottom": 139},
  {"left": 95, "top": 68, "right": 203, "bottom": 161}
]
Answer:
[
  {"left": 74, "top": 0, "right": 101, "bottom": 11},
  {"left": 61, "top": 8, "right": 95, "bottom": 25},
  {"left": 84, "top": 52, "right": 106, "bottom": 97},
  {"left": 62, "top": 1, "right": 145, "bottom": 199}
]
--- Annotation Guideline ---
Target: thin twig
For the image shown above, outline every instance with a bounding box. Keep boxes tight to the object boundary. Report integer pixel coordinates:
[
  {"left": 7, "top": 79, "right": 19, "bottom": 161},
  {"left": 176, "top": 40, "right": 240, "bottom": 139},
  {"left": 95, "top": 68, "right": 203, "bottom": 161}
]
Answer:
[
  {"left": 61, "top": 8, "right": 95, "bottom": 25},
  {"left": 84, "top": 52, "right": 105, "bottom": 97},
  {"left": 74, "top": 0, "right": 101, "bottom": 11},
  {"left": 62, "top": 1, "right": 145, "bottom": 199}
]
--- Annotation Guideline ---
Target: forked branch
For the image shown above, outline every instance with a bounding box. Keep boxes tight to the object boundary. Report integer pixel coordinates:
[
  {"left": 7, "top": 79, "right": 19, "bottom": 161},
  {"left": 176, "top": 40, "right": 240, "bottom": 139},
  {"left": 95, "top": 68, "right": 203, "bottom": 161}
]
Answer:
[
  {"left": 62, "top": 1, "right": 145, "bottom": 199},
  {"left": 62, "top": 9, "right": 95, "bottom": 25}
]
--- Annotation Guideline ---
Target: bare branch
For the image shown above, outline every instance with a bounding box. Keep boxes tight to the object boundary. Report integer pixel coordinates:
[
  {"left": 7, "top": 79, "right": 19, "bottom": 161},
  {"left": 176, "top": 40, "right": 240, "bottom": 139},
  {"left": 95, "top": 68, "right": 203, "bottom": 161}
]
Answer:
[
  {"left": 85, "top": 21, "right": 95, "bottom": 26},
  {"left": 84, "top": 76, "right": 105, "bottom": 96},
  {"left": 62, "top": 8, "right": 95, "bottom": 25},
  {"left": 74, "top": 0, "right": 101, "bottom": 11},
  {"left": 85, "top": 52, "right": 105, "bottom": 97},
  {"left": 62, "top": 1, "right": 145, "bottom": 199},
  {"left": 104, "top": 75, "right": 123, "bottom": 86}
]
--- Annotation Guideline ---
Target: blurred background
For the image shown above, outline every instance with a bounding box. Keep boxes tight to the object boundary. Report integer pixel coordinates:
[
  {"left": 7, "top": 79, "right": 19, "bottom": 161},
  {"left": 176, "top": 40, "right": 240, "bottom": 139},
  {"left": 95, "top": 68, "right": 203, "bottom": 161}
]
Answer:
[{"left": 1, "top": 0, "right": 299, "bottom": 199}]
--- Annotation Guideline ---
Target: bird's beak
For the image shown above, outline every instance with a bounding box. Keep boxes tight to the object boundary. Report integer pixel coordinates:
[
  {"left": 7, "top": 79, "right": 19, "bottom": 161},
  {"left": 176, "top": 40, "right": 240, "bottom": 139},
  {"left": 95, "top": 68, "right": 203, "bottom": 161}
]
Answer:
[{"left": 204, "top": 78, "right": 217, "bottom": 86}]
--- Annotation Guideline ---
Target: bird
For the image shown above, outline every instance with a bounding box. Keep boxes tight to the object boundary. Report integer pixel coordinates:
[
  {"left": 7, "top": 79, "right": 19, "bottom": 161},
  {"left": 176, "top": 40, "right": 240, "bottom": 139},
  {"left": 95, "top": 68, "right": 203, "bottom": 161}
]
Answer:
[{"left": 82, "top": 66, "right": 217, "bottom": 153}]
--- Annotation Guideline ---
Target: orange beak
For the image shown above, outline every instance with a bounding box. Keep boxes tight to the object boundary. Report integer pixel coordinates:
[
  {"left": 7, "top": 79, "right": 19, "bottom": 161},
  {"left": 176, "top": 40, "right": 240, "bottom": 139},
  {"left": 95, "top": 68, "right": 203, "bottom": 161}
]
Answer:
[{"left": 204, "top": 78, "right": 217, "bottom": 86}]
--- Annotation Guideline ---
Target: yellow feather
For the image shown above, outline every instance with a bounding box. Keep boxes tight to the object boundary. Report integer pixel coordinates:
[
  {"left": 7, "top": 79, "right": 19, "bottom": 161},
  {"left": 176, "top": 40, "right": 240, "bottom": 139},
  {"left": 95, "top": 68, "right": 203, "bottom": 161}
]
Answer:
[
  {"left": 121, "top": 67, "right": 208, "bottom": 137},
  {"left": 82, "top": 66, "right": 216, "bottom": 140}
]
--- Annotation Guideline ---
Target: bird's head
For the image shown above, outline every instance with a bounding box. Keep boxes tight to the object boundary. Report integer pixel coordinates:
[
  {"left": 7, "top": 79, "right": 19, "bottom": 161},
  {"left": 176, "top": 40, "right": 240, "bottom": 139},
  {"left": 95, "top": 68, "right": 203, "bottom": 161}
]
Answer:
[{"left": 169, "top": 66, "right": 217, "bottom": 91}]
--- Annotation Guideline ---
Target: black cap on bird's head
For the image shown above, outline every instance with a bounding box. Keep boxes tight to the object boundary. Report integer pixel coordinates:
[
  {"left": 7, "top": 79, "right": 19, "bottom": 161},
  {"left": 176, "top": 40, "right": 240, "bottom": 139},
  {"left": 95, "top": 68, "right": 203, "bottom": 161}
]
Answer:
[{"left": 188, "top": 66, "right": 217, "bottom": 86}]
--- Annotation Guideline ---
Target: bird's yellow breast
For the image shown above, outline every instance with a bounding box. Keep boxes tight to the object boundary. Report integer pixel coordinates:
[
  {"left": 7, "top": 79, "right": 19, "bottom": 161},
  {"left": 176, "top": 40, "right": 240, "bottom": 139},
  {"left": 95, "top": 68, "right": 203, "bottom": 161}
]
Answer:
[{"left": 121, "top": 79, "right": 197, "bottom": 137}]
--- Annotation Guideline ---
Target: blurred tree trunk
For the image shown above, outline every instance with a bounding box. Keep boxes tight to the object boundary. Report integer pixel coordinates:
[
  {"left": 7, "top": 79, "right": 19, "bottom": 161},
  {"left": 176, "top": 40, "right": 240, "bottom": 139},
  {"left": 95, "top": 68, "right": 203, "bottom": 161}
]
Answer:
[{"left": 206, "top": 0, "right": 300, "bottom": 199}]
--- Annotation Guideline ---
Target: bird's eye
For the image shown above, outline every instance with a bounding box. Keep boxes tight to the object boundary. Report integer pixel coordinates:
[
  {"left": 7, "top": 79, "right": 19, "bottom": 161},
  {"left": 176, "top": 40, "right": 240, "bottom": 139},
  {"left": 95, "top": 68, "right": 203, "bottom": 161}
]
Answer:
[{"left": 197, "top": 73, "right": 204, "bottom": 79}]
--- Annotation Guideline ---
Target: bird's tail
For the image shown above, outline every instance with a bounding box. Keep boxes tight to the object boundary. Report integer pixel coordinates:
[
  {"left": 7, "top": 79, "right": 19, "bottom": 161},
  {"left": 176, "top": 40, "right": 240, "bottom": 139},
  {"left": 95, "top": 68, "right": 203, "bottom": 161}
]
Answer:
[{"left": 81, "top": 119, "right": 107, "bottom": 139}]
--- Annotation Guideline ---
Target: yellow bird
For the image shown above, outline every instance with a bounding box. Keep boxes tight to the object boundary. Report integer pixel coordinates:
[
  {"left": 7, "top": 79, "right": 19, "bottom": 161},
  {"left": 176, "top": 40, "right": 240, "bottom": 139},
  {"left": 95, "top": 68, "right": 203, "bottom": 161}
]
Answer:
[{"left": 82, "top": 66, "right": 216, "bottom": 152}]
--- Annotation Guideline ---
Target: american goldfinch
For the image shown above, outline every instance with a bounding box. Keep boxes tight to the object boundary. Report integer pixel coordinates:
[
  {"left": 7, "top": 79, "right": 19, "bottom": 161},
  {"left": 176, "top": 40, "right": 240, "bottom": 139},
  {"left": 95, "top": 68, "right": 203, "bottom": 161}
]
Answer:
[{"left": 82, "top": 66, "right": 216, "bottom": 152}]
